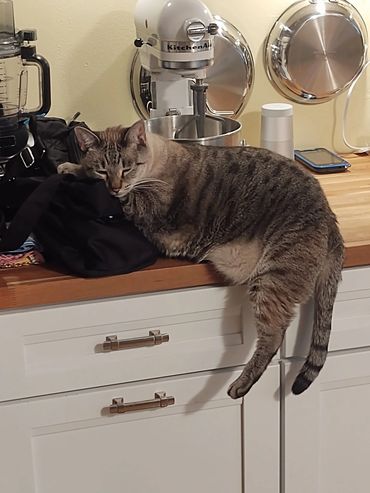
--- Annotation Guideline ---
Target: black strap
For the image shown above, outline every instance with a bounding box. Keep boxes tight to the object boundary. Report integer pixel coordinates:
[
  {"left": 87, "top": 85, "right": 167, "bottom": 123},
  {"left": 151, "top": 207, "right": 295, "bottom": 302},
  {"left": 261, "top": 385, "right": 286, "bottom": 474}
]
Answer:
[
  {"left": 28, "top": 115, "right": 47, "bottom": 162},
  {"left": 2, "top": 147, "right": 35, "bottom": 180},
  {"left": 0, "top": 174, "right": 63, "bottom": 252},
  {"left": 1, "top": 117, "right": 50, "bottom": 182},
  {"left": 2, "top": 143, "right": 46, "bottom": 182},
  {"left": 0, "top": 210, "right": 6, "bottom": 240}
]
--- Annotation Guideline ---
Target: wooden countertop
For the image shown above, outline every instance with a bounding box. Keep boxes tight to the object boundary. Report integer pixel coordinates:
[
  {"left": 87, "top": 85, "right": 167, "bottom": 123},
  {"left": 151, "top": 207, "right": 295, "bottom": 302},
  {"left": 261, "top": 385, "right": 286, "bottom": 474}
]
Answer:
[
  {"left": 1, "top": 153, "right": 370, "bottom": 310},
  {"left": 312, "top": 154, "right": 370, "bottom": 267}
]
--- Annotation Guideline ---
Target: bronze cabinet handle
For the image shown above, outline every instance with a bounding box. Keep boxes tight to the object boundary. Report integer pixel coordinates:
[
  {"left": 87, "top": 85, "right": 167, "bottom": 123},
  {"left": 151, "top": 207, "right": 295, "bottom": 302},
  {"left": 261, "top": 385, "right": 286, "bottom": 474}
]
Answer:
[
  {"left": 102, "top": 330, "right": 169, "bottom": 351},
  {"left": 109, "top": 392, "right": 175, "bottom": 414}
]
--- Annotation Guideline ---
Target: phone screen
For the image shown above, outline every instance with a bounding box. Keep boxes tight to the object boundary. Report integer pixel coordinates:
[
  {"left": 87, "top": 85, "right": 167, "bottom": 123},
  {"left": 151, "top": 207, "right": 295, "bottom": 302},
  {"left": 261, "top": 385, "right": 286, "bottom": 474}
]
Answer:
[{"left": 298, "top": 149, "right": 344, "bottom": 166}]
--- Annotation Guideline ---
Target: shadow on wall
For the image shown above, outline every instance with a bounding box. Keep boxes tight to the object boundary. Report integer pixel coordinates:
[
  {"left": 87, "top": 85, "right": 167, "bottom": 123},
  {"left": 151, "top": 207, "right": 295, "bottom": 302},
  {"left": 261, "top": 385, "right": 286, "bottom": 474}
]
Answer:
[
  {"left": 239, "top": 32, "right": 287, "bottom": 148},
  {"left": 241, "top": 34, "right": 340, "bottom": 150},
  {"left": 63, "top": 10, "right": 138, "bottom": 129},
  {"left": 333, "top": 67, "right": 370, "bottom": 154}
]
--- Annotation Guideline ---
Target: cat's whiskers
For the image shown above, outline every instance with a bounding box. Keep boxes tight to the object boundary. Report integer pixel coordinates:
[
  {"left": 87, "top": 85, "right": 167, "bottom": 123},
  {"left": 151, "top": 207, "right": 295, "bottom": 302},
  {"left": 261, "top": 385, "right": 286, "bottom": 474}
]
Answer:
[
  {"left": 130, "top": 178, "right": 168, "bottom": 192},
  {"left": 133, "top": 177, "right": 167, "bottom": 186},
  {"left": 116, "top": 178, "right": 167, "bottom": 199}
]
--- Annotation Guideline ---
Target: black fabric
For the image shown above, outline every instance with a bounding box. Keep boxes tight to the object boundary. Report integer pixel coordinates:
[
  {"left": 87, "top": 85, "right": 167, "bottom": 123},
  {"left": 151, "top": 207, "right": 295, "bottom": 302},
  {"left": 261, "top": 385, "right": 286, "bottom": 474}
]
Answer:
[
  {"left": 32, "top": 115, "right": 89, "bottom": 172},
  {"left": 0, "top": 115, "right": 89, "bottom": 219},
  {"left": 0, "top": 174, "right": 159, "bottom": 278},
  {"left": 0, "top": 176, "right": 45, "bottom": 221}
]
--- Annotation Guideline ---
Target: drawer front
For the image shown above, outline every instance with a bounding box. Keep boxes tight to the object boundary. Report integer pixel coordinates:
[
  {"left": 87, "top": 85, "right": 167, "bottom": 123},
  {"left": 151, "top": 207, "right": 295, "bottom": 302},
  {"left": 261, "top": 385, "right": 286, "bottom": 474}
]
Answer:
[
  {"left": 0, "top": 366, "right": 280, "bottom": 493},
  {"left": 0, "top": 369, "right": 243, "bottom": 493},
  {"left": 0, "top": 286, "right": 259, "bottom": 401},
  {"left": 284, "top": 266, "right": 370, "bottom": 358}
]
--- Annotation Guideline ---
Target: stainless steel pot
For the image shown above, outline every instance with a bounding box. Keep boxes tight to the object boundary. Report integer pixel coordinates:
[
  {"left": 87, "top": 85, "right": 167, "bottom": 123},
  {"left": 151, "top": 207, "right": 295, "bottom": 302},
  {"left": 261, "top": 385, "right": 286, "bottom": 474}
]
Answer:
[
  {"left": 145, "top": 115, "right": 242, "bottom": 146},
  {"left": 264, "top": 0, "right": 368, "bottom": 104}
]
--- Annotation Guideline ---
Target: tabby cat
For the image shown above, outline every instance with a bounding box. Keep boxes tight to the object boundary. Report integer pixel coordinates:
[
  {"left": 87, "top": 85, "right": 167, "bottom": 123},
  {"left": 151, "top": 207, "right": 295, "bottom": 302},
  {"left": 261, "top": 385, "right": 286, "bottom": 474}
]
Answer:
[{"left": 58, "top": 120, "right": 344, "bottom": 399}]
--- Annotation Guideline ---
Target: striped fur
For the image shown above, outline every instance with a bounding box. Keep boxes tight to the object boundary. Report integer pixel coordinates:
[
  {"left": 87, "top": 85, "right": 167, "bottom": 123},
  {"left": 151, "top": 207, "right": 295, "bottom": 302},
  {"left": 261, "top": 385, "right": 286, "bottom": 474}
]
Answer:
[{"left": 67, "top": 120, "right": 345, "bottom": 398}]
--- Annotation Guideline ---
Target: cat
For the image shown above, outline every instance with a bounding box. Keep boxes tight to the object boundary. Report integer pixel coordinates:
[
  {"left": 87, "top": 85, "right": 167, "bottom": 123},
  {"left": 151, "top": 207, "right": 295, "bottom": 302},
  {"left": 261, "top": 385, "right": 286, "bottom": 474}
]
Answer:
[{"left": 58, "top": 120, "right": 344, "bottom": 399}]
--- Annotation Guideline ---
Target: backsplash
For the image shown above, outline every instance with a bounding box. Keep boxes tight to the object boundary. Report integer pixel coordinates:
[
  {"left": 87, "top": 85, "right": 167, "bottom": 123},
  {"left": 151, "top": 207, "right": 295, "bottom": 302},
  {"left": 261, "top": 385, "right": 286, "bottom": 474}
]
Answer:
[{"left": 12, "top": 0, "right": 370, "bottom": 152}]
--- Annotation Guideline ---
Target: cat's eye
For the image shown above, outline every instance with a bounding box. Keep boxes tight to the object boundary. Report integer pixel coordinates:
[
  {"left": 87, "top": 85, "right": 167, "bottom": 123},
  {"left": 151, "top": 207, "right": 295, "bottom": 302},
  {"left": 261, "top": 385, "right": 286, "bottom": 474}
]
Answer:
[
  {"left": 122, "top": 166, "right": 132, "bottom": 175},
  {"left": 97, "top": 170, "right": 108, "bottom": 176}
]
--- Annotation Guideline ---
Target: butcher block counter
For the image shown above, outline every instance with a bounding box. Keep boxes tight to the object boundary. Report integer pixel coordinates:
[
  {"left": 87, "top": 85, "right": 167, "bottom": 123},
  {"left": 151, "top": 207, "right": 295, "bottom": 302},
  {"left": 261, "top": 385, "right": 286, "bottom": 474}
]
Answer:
[{"left": 0, "top": 153, "right": 369, "bottom": 310}]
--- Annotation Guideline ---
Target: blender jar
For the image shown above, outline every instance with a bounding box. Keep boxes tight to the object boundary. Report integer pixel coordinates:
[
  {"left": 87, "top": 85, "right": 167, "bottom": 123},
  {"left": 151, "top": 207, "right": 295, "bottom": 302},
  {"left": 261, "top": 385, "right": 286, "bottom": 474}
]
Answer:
[
  {"left": 0, "top": 0, "right": 51, "bottom": 161},
  {"left": 0, "top": 0, "right": 27, "bottom": 118},
  {"left": 0, "top": 0, "right": 50, "bottom": 119}
]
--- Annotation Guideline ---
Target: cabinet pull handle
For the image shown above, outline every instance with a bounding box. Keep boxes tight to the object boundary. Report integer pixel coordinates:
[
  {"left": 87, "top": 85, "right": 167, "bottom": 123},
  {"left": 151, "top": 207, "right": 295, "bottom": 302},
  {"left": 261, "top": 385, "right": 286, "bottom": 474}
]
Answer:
[
  {"left": 102, "top": 330, "right": 169, "bottom": 351},
  {"left": 109, "top": 392, "right": 175, "bottom": 414}
]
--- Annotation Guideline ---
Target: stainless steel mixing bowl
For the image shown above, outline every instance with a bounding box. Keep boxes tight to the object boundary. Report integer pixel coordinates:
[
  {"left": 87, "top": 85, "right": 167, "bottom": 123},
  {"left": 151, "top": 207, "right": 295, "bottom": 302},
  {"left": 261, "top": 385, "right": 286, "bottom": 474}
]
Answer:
[{"left": 145, "top": 115, "right": 242, "bottom": 146}]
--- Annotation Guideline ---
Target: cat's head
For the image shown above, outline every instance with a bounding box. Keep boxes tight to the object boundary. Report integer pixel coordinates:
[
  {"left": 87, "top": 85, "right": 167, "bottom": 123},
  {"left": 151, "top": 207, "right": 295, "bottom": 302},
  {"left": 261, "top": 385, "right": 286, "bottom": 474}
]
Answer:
[{"left": 74, "top": 120, "right": 151, "bottom": 197}]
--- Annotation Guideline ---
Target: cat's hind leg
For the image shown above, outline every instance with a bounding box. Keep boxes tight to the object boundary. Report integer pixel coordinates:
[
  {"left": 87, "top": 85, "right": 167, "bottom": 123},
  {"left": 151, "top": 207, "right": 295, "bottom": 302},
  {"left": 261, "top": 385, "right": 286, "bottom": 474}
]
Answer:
[
  {"left": 227, "top": 272, "right": 295, "bottom": 399},
  {"left": 227, "top": 239, "right": 323, "bottom": 399}
]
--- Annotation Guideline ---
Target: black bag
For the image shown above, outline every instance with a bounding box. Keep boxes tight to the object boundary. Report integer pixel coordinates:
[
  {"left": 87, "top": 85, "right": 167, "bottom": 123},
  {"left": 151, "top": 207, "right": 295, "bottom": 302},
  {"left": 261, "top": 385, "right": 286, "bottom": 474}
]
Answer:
[
  {"left": 0, "top": 115, "right": 88, "bottom": 219},
  {"left": 31, "top": 115, "right": 89, "bottom": 172},
  {"left": 1, "top": 115, "right": 88, "bottom": 182},
  {"left": 0, "top": 174, "right": 159, "bottom": 278}
]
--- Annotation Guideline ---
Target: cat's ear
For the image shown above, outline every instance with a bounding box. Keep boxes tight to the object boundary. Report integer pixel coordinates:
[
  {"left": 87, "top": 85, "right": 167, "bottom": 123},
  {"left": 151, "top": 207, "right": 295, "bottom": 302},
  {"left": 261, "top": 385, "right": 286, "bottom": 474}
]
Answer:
[
  {"left": 125, "top": 120, "right": 147, "bottom": 147},
  {"left": 74, "top": 127, "right": 100, "bottom": 152}
]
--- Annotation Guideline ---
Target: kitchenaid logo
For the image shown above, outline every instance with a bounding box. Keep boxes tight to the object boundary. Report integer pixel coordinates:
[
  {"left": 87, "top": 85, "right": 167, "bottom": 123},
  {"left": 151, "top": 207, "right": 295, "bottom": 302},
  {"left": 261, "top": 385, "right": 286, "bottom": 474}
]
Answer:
[{"left": 162, "top": 40, "right": 212, "bottom": 53}]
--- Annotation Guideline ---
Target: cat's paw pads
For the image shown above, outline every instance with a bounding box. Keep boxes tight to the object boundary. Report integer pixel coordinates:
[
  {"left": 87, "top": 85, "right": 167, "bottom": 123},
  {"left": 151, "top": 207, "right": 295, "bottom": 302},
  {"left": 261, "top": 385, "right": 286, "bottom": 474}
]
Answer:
[
  {"left": 57, "top": 162, "right": 80, "bottom": 175},
  {"left": 227, "top": 376, "right": 251, "bottom": 399}
]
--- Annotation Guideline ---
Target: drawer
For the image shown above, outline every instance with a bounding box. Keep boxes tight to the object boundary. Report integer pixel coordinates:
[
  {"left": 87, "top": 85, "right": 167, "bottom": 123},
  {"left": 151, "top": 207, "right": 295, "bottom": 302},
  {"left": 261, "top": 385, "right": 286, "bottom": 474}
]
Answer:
[
  {"left": 0, "top": 285, "right": 260, "bottom": 401},
  {"left": 284, "top": 266, "right": 370, "bottom": 358},
  {"left": 0, "top": 365, "right": 280, "bottom": 493},
  {"left": 0, "top": 368, "right": 243, "bottom": 493}
]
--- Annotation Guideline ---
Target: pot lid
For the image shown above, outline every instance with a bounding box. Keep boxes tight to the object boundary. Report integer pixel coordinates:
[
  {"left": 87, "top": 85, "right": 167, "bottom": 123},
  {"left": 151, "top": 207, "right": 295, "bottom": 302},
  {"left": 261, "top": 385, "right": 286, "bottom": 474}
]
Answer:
[
  {"left": 264, "top": 0, "right": 368, "bottom": 104},
  {"left": 130, "top": 15, "right": 254, "bottom": 119}
]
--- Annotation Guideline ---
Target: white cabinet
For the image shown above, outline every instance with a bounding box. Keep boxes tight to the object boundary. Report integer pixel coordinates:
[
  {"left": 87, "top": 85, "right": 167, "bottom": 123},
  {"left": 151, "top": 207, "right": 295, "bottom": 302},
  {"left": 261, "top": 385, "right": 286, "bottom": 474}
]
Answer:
[
  {"left": 0, "top": 365, "right": 280, "bottom": 493},
  {"left": 281, "top": 265, "right": 370, "bottom": 493},
  {"left": 0, "top": 285, "right": 280, "bottom": 493},
  {"left": 282, "top": 350, "right": 370, "bottom": 493},
  {"left": 0, "top": 370, "right": 240, "bottom": 493},
  {"left": 2, "top": 264, "right": 369, "bottom": 493}
]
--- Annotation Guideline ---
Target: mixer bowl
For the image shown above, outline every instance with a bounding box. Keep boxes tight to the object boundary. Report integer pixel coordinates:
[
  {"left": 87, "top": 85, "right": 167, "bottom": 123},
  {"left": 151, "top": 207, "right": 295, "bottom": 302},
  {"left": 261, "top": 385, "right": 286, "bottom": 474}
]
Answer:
[{"left": 145, "top": 115, "right": 242, "bottom": 146}]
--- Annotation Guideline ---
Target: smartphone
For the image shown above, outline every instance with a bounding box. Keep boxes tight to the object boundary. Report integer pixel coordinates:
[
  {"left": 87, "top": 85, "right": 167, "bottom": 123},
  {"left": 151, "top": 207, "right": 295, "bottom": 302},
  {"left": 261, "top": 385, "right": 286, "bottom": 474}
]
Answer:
[{"left": 294, "top": 148, "right": 351, "bottom": 173}]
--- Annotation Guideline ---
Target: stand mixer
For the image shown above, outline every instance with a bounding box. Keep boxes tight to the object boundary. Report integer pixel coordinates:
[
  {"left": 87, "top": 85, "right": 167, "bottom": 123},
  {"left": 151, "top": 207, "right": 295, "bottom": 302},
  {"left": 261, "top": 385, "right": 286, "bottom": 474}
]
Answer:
[
  {"left": 0, "top": 0, "right": 51, "bottom": 176},
  {"left": 133, "top": 0, "right": 219, "bottom": 137}
]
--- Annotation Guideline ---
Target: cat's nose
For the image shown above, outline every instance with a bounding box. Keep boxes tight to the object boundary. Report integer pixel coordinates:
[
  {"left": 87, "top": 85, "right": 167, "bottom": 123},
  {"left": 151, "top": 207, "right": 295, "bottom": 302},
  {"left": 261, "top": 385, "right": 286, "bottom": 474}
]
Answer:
[{"left": 110, "top": 179, "right": 122, "bottom": 194}]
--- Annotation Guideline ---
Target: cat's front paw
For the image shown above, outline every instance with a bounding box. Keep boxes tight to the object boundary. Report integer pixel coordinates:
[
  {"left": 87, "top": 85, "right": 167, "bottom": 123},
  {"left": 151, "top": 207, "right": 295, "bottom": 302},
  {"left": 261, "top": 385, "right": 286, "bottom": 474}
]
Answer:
[
  {"left": 227, "top": 375, "right": 252, "bottom": 399},
  {"left": 57, "top": 162, "right": 82, "bottom": 175}
]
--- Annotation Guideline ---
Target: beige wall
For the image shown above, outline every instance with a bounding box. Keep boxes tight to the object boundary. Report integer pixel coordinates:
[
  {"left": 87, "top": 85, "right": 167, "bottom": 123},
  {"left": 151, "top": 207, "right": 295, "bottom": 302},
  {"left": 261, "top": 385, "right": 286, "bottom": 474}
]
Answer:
[{"left": 12, "top": 0, "right": 370, "bottom": 151}]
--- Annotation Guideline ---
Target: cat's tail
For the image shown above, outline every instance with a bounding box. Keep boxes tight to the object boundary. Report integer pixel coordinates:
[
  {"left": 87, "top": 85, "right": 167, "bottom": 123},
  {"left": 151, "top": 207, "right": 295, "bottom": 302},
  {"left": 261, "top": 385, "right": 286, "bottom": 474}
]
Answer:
[{"left": 292, "top": 224, "right": 344, "bottom": 395}]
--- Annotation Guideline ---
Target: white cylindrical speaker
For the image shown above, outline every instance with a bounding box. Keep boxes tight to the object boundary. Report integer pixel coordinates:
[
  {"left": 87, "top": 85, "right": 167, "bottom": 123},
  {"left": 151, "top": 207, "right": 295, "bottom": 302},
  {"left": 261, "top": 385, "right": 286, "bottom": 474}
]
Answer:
[{"left": 260, "top": 103, "right": 294, "bottom": 160}]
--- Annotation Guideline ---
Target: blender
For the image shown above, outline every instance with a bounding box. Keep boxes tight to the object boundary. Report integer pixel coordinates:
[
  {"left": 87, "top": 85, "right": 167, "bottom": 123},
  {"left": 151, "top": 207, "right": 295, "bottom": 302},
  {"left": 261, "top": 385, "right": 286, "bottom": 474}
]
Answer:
[{"left": 0, "top": 0, "right": 51, "bottom": 176}]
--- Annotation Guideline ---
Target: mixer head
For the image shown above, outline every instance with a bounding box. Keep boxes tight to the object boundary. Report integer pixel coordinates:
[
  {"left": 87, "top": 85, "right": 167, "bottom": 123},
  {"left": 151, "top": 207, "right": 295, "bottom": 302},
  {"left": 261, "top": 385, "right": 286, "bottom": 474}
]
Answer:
[
  {"left": 134, "top": 0, "right": 218, "bottom": 77},
  {"left": 133, "top": 0, "right": 218, "bottom": 118}
]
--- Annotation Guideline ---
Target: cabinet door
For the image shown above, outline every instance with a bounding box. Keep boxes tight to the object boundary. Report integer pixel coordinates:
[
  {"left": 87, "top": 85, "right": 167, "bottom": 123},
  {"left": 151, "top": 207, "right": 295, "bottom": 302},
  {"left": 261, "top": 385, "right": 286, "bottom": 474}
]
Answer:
[
  {"left": 283, "top": 350, "right": 370, "bottom": 493},
  {"left": 0, "top": 366, "right": 280, "bottom": 493},
  {"left": 284, "top": 266, "right": 370, "bottom": 359},
  {"left": 244, "top": 363, "right": 281, "bottom": 493}
]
